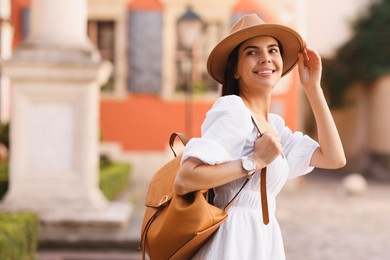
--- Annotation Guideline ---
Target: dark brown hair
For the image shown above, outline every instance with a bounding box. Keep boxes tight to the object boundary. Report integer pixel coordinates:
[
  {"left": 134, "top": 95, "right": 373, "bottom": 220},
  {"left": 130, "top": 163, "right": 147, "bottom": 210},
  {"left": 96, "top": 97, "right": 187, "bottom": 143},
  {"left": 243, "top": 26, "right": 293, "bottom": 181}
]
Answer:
[{"left": 221, "top": 44, "right": 241, "bottom": 96}]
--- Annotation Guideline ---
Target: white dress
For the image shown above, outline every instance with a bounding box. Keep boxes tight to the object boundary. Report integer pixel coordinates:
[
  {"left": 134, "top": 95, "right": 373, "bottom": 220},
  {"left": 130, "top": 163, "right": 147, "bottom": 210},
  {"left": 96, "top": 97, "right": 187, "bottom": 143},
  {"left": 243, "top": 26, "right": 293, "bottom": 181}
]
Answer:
[{"left": 181, "top": 95, "right": 319, "bottom": 260}]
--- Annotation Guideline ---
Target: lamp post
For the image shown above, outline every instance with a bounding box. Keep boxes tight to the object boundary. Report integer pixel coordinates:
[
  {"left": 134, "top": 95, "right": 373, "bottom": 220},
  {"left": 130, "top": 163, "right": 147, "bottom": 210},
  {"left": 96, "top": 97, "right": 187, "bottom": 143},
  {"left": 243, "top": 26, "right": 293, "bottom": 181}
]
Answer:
[{"left": 177, "top": 7, "right": 203, "bottom": 138}]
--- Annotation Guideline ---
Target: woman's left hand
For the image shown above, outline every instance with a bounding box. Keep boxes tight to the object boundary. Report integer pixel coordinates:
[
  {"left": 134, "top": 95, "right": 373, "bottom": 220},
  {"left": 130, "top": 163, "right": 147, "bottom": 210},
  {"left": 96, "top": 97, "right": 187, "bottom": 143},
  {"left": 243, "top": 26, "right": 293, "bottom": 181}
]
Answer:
[{"left": 297, "top": 45, "right": 322, "bottom": 90}]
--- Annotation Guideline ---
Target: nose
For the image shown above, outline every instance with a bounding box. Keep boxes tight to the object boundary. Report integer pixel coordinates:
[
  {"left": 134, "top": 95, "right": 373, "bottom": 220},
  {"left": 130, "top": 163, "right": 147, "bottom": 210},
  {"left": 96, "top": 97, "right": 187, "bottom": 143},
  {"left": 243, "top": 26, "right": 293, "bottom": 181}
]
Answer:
[{"left": 257, "top": 53, "right": 271, "bottom": 64}]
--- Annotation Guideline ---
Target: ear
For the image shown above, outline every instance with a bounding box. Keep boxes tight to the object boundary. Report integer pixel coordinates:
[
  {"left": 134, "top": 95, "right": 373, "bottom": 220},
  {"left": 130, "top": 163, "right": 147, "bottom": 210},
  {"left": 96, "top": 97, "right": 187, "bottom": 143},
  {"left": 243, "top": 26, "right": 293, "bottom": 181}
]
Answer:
[{"left": 234, "top": 72, "right": 240, "bottom": 79}]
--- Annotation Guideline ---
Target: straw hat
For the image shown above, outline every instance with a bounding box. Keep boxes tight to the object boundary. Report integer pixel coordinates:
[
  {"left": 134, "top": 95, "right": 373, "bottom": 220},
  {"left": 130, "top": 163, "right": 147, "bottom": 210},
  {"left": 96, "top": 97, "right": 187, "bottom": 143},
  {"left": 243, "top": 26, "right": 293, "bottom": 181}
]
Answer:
[{"left": 207, "top": 14, "right": 304, "bottom": 84}]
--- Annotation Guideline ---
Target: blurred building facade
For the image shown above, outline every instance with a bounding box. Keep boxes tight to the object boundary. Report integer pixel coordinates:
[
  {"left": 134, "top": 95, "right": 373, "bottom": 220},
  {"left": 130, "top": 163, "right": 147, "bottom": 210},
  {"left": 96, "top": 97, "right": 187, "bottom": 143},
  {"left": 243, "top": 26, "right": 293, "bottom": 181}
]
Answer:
[
  {"left": 5, "top": 0, "right": 308, "bottom": 152},
  {"left": 306, "top": 0, "right": 390, "bottom": 177},
  {"left": 4, "top": 0, "right": 385, "bottom": 176}
]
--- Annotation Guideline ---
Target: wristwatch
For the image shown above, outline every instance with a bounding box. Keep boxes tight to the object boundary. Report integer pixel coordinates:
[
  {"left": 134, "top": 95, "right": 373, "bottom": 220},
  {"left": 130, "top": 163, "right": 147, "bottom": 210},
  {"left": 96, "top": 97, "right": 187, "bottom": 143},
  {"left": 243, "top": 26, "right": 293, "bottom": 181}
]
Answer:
[{"left": 241, "top": 156, "right": 256, "bottom": 179}]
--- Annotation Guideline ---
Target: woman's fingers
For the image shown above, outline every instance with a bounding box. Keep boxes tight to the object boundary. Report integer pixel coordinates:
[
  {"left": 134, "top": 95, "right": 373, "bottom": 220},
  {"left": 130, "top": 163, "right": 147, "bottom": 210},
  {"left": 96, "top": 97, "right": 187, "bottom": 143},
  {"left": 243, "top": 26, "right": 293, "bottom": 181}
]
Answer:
[{"left": 253, "top": 131, "right": 283, "bottom": 166}]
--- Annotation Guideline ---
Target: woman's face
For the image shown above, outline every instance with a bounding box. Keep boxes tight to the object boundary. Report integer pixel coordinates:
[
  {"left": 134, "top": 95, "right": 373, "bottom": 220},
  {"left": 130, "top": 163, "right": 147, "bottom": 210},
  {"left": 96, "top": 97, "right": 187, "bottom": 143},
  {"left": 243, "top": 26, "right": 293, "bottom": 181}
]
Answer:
[{"left": 235, "top": 36, "right": 283, "bottom": 92}]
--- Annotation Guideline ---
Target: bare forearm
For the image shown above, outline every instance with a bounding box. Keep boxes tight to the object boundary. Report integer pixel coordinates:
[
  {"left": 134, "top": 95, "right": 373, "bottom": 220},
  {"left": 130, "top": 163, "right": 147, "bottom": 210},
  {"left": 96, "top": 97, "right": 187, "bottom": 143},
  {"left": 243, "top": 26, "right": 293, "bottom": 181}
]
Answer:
[
  {"left": 305, "top": 87, "right": 346, "bottom": 168},
  {"left": 174, "top": 158, "right": 247, "bottom": 195}
]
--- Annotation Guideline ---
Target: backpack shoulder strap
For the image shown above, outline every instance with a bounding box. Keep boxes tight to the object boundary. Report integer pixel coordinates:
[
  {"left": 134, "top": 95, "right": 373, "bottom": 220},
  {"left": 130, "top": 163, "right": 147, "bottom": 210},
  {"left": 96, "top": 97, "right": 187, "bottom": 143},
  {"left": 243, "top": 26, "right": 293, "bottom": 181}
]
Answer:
[{"left": 169, "top": 133, "right": 189, "bottom": 157}]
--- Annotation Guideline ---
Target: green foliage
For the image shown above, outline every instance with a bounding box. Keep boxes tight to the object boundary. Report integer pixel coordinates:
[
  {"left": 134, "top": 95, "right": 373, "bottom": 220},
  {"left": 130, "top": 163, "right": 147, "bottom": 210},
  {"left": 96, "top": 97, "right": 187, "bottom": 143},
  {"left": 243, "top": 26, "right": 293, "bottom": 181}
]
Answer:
[
  {"left": 0, "top": 122, "right": 10, "bottom": 149},
  {"left": 99, "top": 154, "right": 112, "bottom": 168},
  {"left": 0, "top": 161, "right": 130, "bottom": 259},
  {"left": 0, "top": 161, "right": 131, "bottom": 201},
  {"left": 0, "top": 162, "right": 8, "bottom": 199},
  {"left": 99, "top": 162, "right": 131, "bottom": 201},
  {"left": 0, "top": 212, "right": 39, "bottom": 260},
  {"left": 322, "top": 0, "right": 390, "bottom": 107}
]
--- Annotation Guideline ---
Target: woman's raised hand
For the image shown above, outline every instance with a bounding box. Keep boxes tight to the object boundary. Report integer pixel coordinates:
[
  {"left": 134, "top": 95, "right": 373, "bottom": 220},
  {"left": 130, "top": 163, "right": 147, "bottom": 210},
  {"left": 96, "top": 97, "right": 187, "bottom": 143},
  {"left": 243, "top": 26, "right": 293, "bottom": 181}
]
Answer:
[{"left": 297, "top": 45, "right": 322, "bottom": 90}]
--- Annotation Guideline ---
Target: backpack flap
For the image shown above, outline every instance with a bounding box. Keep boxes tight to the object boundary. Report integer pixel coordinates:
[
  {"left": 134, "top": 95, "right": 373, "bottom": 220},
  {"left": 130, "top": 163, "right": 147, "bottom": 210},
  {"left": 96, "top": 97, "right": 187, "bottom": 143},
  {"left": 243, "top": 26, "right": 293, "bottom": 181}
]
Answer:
[{"left": 144, "top": 154, "right": 182, "bottom": 208}]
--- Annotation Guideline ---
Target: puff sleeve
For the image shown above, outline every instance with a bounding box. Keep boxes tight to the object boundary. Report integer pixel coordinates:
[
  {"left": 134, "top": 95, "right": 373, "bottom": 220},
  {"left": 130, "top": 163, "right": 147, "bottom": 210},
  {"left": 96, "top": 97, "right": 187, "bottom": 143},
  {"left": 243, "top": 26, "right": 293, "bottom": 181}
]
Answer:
[
  {"left": 181, "top": 95, "right": 253, "bottom": 165},
  {"left": 270, "top": 114, "right": 319, "bottom": 179}
]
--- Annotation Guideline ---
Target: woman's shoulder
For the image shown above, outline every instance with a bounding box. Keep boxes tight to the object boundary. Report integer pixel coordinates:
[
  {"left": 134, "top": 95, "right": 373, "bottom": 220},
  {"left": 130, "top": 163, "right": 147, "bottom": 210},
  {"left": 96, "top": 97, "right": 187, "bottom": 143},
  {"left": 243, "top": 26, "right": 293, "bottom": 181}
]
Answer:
[
  {"left": 269, "top": 113, "right": 287, "bottom": 133},
  {"left": 203, "top": 95, "right": 252, "bottom": 132},
  {"left": 211, "top": 95, "right": 249, "bottom": 113},
  {"left": 213, "top": 95, "right": 244, "bottom": 106},
  {"left": 269, "top": 113, "right": 285, "bottom": 125}
]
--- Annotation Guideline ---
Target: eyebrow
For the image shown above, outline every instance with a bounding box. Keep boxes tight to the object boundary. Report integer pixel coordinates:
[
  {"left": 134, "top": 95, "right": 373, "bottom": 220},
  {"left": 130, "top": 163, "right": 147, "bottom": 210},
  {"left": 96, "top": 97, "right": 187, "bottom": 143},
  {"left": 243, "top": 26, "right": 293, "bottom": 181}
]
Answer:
[{"left": 243, "top": 44, "right": 280, "bottom": 51}]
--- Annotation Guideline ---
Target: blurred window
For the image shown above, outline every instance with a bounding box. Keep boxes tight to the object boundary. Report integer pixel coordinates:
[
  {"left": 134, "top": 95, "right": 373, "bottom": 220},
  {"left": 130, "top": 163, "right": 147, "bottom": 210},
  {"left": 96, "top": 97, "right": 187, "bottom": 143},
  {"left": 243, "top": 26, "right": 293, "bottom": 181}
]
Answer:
[
  {"left": 175, "top": 21, "right": 222, "bottom": 95},
  {"left": 87, "top": 20, "right": 115, "bottom": 92}
]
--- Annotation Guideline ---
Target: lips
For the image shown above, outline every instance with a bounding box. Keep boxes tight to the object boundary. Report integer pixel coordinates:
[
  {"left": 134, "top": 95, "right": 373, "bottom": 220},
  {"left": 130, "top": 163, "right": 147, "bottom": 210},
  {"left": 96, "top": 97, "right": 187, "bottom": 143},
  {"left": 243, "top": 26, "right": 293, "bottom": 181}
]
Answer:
[{"left": 255, "top": 70, "right": 274, "bottom": 75}]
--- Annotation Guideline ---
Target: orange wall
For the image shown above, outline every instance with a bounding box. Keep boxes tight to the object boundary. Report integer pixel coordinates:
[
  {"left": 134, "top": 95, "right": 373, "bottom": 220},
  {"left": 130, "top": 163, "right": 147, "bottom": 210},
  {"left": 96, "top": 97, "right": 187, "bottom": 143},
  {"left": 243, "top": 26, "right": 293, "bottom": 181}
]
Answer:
[
  {"left": 233, "top": 0, "right": 274, "bottom": 21},
  {"left": 100, "top": 72, "right": 300, "bottom": 152},
  {"left": 129, "top": 0, "right": 163, "bottom": 10},
  {"left": 11, "top": 0, "right": 31, "bottom": 48},
  {"left": 100, "top": 95, "right": 213, "bottom": 151},
  {"left": 273, "top": 71, "right": 300, "bottom": 131}
]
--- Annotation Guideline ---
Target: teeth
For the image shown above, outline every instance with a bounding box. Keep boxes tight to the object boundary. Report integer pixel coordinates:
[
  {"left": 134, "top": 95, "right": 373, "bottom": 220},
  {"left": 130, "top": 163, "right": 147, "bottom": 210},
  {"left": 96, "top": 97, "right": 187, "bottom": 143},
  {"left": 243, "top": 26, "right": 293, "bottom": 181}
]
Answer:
[{"left": 256, "top": 70, "right": 273, "bottom": 75}]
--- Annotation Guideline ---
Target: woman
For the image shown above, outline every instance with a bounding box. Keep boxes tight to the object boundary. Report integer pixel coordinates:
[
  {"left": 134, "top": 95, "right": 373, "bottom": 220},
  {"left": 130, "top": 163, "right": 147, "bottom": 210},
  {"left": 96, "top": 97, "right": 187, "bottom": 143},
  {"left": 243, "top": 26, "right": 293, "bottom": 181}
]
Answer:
[{"left": 174, "top": 14, "right": 346, "bottom": 259}]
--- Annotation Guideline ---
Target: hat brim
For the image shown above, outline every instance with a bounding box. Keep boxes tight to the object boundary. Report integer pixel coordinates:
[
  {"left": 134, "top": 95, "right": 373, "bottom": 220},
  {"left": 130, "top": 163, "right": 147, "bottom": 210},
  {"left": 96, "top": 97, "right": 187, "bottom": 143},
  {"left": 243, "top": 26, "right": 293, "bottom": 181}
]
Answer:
[{"left": 207, "top": 24, "right": 304, "bottom": 84}]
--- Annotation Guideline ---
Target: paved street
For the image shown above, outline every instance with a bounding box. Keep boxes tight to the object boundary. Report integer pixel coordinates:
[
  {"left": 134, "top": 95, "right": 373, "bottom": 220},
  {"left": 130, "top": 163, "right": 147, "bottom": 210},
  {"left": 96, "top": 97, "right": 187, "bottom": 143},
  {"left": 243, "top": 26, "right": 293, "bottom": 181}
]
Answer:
[
  {"left": 37, "top": 165, "right": 390, "bottom": 260},
  {"left": 277, "top": 170, "right": 390, "bottom": 260}
]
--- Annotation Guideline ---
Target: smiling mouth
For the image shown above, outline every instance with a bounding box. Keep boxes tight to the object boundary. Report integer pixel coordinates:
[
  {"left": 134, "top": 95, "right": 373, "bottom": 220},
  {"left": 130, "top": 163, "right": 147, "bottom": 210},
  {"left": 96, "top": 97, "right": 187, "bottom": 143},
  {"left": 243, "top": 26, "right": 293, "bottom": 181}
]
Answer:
[{"left": 255, "top": 70, "right": 275, "bottom": 75}]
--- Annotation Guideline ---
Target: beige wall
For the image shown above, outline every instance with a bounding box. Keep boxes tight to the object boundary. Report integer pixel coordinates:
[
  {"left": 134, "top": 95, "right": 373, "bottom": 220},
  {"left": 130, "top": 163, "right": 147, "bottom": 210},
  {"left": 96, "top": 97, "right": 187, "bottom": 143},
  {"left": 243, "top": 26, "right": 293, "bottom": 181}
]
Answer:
[
  {"left": 297, "top": 0, "right": 372, "bottom": 166},
  {"left": 305, "top": 0, "right": 390, "bottom": 173},
  {"left": 306, "top": 0, "right": 372, "bottom": 58}
]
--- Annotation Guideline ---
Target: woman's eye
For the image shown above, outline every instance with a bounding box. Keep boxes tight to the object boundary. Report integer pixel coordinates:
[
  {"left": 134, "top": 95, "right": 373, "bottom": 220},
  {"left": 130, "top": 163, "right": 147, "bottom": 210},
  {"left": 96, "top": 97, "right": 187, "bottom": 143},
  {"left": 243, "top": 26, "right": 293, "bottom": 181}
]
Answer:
[
  {"left": 269, "top": 48, "right": 280, "bottom": 53},
  {"left": 247, "top": 50, "right": 257, "bottom": 55}
]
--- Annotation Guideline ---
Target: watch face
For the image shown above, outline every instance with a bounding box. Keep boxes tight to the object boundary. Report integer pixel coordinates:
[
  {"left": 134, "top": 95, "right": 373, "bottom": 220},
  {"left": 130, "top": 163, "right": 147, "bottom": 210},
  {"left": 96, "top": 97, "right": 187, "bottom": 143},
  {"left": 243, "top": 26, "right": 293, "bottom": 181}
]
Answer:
[{"left": 243, "top": 159, "right": 255, "bottom": 171}]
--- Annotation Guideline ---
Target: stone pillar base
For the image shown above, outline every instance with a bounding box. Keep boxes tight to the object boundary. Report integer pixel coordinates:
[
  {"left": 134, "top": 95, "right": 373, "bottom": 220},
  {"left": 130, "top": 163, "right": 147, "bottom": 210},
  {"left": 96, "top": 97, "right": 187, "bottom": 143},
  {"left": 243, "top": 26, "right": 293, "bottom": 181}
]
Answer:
[
  {"left": 12, "top": 41, "right": 100, "bottom": 63},
  {"left": 0, "top": 47, "right": 134, "bottom": 244},
  {"left": 1, "top": 0, "right": 134, "bottom": 247},
  {"left": 38, "top": 202, "right": 133, "bottom": 248}
]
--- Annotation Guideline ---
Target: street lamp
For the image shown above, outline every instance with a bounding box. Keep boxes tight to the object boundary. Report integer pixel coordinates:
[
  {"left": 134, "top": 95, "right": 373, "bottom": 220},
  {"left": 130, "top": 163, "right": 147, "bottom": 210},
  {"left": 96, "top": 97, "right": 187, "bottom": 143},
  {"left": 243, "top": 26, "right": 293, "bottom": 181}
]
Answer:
[{"left": 177, "top": 7, "right": 203, "bottom": 138}]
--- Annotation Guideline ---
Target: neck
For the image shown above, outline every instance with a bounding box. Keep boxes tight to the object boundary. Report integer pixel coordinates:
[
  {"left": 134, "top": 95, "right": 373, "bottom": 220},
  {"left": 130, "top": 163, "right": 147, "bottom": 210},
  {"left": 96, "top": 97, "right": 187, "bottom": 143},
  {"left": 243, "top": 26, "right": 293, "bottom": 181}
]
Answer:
[{"left": 240, "top": 92, "right": 271, "bottom": 120}]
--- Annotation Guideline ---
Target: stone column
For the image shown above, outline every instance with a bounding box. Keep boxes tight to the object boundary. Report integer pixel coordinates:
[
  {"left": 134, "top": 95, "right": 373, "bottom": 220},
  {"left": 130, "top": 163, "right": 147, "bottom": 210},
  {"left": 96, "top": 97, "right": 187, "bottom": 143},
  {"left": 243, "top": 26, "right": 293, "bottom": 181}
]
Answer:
[
  {"left": 0, "top": 0, "right": 12, "bottom": 123},
  {"left": 15, "top": 0, "right": 99, "bottom": 62},
  {"left": 29, "top": 0, "right": 88, "bottom": 47},
  {"left": 1, "top": 0, "right": 131, "bottom": 243}
]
